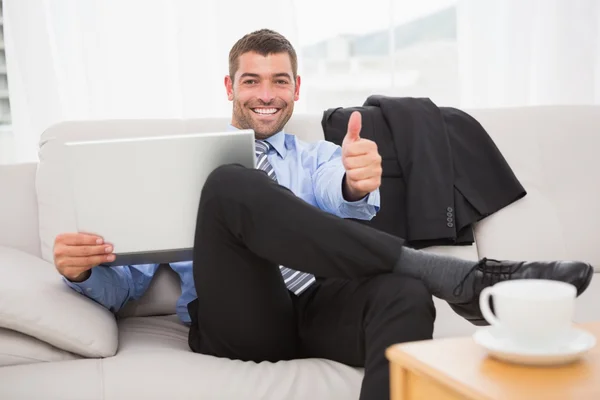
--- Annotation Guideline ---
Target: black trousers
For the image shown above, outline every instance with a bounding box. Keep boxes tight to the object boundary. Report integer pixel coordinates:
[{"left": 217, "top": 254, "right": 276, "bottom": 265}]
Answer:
[{"left": 187, "top": 164, "right": 436, "bottom": 400}]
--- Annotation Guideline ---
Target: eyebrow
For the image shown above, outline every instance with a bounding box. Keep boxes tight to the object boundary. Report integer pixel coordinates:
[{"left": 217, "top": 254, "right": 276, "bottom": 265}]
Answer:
[{"left": 239, "top": 72, "right": 292, "bottom": 80}]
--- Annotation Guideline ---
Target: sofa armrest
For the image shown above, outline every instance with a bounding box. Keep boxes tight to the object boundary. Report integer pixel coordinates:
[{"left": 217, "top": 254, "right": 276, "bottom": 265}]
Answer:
[{"left": 0, "top": 245, "right": 118, "bottom": 358}]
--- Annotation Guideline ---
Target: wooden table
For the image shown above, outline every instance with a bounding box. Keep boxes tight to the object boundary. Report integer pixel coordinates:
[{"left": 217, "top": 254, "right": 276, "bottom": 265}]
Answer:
[{"left": 386, "top": 322, "right": 600, "bottom": 400}]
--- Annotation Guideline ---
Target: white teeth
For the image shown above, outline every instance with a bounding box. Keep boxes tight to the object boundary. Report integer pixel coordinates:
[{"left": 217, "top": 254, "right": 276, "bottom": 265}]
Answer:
[{"left": 253, "top": 108, "right": 278, "bottom": 115}]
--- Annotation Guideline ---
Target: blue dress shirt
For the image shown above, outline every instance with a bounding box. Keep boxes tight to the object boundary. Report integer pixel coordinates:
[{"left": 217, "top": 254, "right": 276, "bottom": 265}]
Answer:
[{"left": 63, "top": 129, "right": 380, "bottom": 324}]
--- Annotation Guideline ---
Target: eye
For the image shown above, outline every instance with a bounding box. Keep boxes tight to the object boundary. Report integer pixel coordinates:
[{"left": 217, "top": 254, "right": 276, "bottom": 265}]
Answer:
[
  {"left": 243, "top": 79, "right": 257, "bottom": 85},
  {"left": 276, "top": 80, "right": 289, "bottom": 85}
]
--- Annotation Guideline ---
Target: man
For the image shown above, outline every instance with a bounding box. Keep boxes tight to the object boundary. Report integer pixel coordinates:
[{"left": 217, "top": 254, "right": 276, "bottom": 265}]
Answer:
[{"left": 54, "top": 29, "right": 593, "bottom": 400}]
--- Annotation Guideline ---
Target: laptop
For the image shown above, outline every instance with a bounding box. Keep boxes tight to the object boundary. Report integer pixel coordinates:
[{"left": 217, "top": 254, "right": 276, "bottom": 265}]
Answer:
[{"left": 64, "top": 129, "right": 256, "bottom": 266}]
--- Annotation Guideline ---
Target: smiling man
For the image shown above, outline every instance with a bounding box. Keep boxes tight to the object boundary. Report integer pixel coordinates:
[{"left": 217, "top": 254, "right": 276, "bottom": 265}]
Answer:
[
  {"left": 184, "top": 29, "right": 591, "bottom": 399},
  {"left": 226, "top": 34, "right": 299, "bottom": 140},
  {"left": 55, "top": 29, "right": 593, "bottom": 400}
]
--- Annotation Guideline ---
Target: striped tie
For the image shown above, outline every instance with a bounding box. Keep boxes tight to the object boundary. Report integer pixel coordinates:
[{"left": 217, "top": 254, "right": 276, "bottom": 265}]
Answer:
[{"left": 255, "top": 140, "right": 316, "bottom": 295}]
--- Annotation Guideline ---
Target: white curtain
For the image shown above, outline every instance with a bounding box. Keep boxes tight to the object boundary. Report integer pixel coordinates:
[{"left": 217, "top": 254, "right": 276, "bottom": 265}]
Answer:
[
  {"left": 457, "top": 0, "right": 600, "bottom": 108},
  {"left": 4, "top": 0, "right": 301, "bottom": 163},
  {"left": 4, "top": 0, "right": 600, "bottom": 164}
]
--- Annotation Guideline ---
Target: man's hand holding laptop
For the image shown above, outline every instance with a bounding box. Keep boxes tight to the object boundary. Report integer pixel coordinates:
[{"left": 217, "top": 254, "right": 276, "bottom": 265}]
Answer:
[{"left": 54, "top": 233, "right": 114, "bottom": 282}]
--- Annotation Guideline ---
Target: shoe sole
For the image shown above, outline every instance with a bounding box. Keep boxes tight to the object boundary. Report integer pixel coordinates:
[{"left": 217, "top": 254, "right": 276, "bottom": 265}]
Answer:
[{"left": 447, "top": 300, "right": 489, "bottom": 326}]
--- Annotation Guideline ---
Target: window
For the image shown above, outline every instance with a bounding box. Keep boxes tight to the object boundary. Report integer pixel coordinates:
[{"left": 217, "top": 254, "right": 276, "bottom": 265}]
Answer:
[
  {"left": 0, "top": 0, "right": 12, "bottom": 165},
  {"left": 294, "top": 0, "right": 458, "bottom": 113}
]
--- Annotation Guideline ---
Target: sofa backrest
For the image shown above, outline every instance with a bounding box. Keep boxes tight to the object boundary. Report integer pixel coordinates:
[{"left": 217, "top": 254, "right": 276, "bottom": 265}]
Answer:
[
  {"left": 468, "top": 106, "right": 599, "bottom": 271},
  {"left": 0, "top": 163, "right": 41, "bottom": 257},
  {"left": 34, "top": 106, "right": 600, "bottom": 318}
]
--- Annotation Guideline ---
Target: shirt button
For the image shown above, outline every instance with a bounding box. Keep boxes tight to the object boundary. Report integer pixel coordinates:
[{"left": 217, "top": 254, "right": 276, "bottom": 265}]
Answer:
[
  {"left": 447, "top": 222, "right": 454, "bottom": 228},
  {"left": 447, "top": 217, "right": 453, "bottom": 222},
  {"left": 447, "top": 207, "right": 453, "bottom": 212},
  {"left": 447, "top": 212, "right": 453, "bottom": 217}
]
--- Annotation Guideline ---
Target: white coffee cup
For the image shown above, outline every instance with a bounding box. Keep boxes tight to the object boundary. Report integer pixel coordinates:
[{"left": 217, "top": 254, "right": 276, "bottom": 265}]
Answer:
[{"left": 479, "top": 279, "right": 576, "bottom": 347}]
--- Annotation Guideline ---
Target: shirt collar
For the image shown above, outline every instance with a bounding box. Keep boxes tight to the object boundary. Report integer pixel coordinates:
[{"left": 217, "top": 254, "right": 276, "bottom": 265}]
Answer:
[
  {"left": 265, "top": 131, "right": 287, "bottom": 159},
  {"left": 228, "top": 124, "right": 287, "bottom": 159}
]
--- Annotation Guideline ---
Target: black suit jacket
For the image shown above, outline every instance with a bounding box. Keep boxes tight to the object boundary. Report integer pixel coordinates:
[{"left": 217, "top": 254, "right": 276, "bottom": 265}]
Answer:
[{"left": 322, "top": 95, "right": 526, "bottom": 248}]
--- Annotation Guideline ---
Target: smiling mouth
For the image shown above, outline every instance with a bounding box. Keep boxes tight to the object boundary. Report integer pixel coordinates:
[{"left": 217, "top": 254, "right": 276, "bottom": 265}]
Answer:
[{"left": 252, "top": 107, "right": 280, "bottom": 116}]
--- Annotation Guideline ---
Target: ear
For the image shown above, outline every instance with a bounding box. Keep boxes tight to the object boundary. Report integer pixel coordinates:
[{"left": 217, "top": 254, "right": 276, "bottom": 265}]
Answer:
[
  {"left": 294, "top": 75, "right": 301, "bottom": 101},
  {"left": 224, "top": 75, "right": 234, "bottom": 101}
]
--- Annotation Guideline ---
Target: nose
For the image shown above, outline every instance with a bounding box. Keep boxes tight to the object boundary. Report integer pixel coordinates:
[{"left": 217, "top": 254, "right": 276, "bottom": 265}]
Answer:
[{"left": 258, "top": 82, "right": 275, "bottom": 104}]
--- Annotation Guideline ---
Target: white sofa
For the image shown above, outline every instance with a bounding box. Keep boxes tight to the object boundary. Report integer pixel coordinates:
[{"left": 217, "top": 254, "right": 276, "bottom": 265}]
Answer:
[{"left": 0, "top": 106, "right": 598, "bottom": 399}]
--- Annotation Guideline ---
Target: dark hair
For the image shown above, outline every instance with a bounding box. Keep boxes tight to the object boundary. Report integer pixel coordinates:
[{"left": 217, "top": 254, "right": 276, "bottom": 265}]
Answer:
[{"left": 228, "top": 29, "right": 298, "bottom": 81}]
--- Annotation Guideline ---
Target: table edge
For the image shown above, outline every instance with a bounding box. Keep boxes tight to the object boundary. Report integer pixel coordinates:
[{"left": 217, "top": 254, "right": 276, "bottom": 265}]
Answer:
[
  {"left": 386, "top": 341, "right": 493, "bottom": 400},
  {"left": 386, "top": 322, "right": 600, "bottom": 400}
]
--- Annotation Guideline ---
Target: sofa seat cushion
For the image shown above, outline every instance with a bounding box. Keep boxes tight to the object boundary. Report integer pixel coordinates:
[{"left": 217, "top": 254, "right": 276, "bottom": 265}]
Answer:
[
  {"left": 117, "top": 314, "right": 190, "bottom": 353},
  {"left": 107, "top": 315, "right": 363, "bottom": 399},
  {"left": 116, "top": 265, "right": 182, "bottom": 319},
  {"left": 0, "top": 358, "right": 105, "bottom": 400},
  {"left": 0, "top": 315, "right": 362, "bottom": 400}
]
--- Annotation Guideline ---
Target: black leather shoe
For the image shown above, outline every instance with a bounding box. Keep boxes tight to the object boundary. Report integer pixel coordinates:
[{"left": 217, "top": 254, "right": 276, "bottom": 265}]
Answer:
[{"left": 449, "top": 257, "right": 594, "bottom": 326}]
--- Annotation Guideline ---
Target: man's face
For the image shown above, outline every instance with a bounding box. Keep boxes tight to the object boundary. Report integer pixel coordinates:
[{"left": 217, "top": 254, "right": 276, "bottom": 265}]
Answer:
[{"left": 225, "top": 51, "right": 301, "bottom": 139}]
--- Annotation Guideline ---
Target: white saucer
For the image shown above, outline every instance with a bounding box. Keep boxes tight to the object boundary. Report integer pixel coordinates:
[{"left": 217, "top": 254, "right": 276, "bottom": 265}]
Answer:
[{"left": 473, "top": 326, "right": 596, "bottom": 366}]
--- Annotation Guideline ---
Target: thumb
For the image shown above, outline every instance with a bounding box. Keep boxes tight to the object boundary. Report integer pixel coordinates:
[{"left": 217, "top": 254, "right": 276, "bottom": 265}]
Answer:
[{"left": 344, "top": 111, "right": 361, "bottom": 144}]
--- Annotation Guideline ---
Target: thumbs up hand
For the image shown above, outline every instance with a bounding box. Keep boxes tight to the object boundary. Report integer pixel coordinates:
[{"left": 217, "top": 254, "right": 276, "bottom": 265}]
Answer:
[{"left": 341, "top": 111, "right": 382, "bottom": 201}]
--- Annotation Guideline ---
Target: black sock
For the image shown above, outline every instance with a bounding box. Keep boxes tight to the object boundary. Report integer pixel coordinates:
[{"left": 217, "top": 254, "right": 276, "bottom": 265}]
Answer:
[{"left": 394, "top": 247, "right": 477, "bottom": 303}]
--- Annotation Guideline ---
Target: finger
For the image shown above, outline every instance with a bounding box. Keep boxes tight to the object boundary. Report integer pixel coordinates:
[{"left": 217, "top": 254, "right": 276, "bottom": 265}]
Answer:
[
  {"left": 347, "top": 166, "right": 382, "bottom": 182},
  {"left": 61, "top": 254, "right": 115, "bottom": 269},
  {"left": 343, "top": 139, "right": 378, "bottom": 157},
  {"left": 57, "top": 232, "right": 104, "bottom": 246},
  {"left": 343, "top": 111, "right": 362, "bottom": 144},
  {"left": 343, "top": 152, "right": 382, "bottom": 170},
  {"left": 56, "top": 243, "right": 113, "bottom": 258}
]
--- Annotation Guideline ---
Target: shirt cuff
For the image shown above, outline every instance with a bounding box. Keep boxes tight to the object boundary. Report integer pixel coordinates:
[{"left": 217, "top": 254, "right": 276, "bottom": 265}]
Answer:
[
  {"left": 349, "top": 189, "right": 380, "bottom": 207},
  {"left": 62, "top": 267, "right": 105, "bottom": 297},
  {"left": 336, "top": 171, "right": 380, "bottom": 219}
]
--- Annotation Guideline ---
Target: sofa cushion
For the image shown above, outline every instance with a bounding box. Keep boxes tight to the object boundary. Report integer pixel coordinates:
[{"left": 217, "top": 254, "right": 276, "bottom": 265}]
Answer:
[
  {"left": 0, "top": 246, "right": 118, "bottom": 357},
  {"left": 0, "top": 327, "right": 80, "bottom": 367},
  {"left": 470, "top": 106, "right": 600, "bottom": 272},
  {"left": 107, "top": 315, "right": 363, "bottom": 399},
  {"left": 0, "top": 315, "right": 364, "bottom": 399},
  {"left": 116, "top": 314, "right": 191, "bottom": 353},
  {"left": 0, "top": 358, "right": 104, "bottom": 400},
  {"left": 116, "top": 265, "right": 181, "bottom": 319}
]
